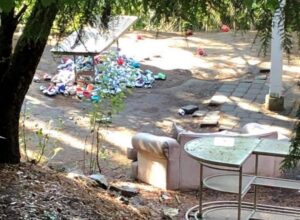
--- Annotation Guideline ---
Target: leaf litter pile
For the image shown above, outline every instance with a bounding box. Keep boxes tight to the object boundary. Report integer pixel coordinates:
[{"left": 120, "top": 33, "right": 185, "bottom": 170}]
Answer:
[
  {"left": 1, "top": 163, "right": 300, "bottom": 219},
  {"left": 0, "top": 163, "right": 150, "bottom": 220}
]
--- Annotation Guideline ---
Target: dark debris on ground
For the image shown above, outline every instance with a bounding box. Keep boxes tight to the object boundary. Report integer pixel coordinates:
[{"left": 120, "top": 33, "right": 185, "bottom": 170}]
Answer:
[{"left": 0, "top": 163, "right": 150, "bottom": 220}]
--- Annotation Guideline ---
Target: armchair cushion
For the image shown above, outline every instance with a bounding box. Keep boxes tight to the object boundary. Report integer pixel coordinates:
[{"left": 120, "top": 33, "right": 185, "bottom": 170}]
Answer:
[{"left": 132, "top": 132, "right": 179, "bottom": 158}]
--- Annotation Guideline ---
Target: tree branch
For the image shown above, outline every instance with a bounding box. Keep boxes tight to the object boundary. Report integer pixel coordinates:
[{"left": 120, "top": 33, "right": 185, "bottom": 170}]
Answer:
[{"left": 15, "top": 4, "right": 28, "bottom": 23}]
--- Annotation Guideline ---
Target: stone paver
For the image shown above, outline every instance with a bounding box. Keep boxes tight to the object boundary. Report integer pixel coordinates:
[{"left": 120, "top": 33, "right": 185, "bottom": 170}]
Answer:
[
  {"left": 254, "top": 97, "right": 265, "bottom": 104},
  {"left": 249, "top": 112, "right": 264, "bottom": 120},
  {"left": 239, "top": 82, "right": 252, "bottom": 88},
  {"left": 214, "top": 77, "right": 295, "bottom": 136},
  {"left": 231, "top": 92, "right": 245, "bottom": 98},
  {"left": 201, "top": 114, "right": 220, "bottom": 126},
  {"left": 235, "top": 111, "right": 250, "bottom": 118},
  {"left": 249, "top": 83, "right": 264, "bottom": 90},
  {"left": 218, "top": 86, "right": 235, "bottom": 93},
  {"left": 247, "top": 89, "right": 261, "bottom": 96},
  {"left": 252, "top": 79, "right": 266, "bottom": 84},
  {"left": 220, "top": 104, "right": 236, "bottom": 113},
  {"left": 242, "top": 95, "right": 256, "bottom": 102},
  {"left": 234, "top": 87, "right": 249, "bottom": 93}
]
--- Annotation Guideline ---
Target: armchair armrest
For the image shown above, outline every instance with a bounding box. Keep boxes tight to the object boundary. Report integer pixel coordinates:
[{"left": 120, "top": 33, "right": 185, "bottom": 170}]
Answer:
[
  {"left": 132, "top": 132, "right": 181, "bottom": 190},
  {"left": 132, "top": 133, "right": 180, "bottom": 158}
]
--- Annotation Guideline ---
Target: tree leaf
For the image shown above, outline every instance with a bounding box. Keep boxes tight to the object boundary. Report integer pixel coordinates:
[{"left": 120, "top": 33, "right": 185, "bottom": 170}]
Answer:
[
  {"left": 40, "top": 0, "right": 56, "bottom": 7},
  {"left": 0, "top": 0, "right": 15, "bottom": 12}
]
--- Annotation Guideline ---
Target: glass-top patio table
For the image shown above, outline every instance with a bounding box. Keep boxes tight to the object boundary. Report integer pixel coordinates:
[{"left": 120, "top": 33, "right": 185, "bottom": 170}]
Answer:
[
  {"left": 184, "top": 137, "right": 260, "bottom": 168},
  {"left": 184, "top": 137, "right": 300, "bottom": 220}
]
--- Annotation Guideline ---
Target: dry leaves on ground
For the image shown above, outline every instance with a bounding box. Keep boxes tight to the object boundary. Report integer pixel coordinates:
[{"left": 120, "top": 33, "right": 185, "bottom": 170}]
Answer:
[{"left": 0, "top": 163, "right": 150, "bottom": 220}]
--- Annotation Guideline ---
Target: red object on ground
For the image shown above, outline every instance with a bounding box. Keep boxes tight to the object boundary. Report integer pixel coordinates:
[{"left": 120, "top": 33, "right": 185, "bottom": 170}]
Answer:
[
  {"left": 94, "top": 54, "right": 102, "bottom": 64},
  {"left": 136, "top": 34, "right": 143, "bottom": 40},
  {"left": 221, "top": 25, "right": 230, "bottom": 32},
  {"left": 83, "top": 91, "right": 91, "bottom": 99},
  {"left": 76, "top": 86, "right": 83, "bottom": 93},
  {"left": 62, "top": 57, "right": 70, "bottom": 63},
  {"left": 185, "top": 29, "right": 193, "bottom": 36},
  {"left": 117, "top": 57, "right": 124, "bottom": 65},
  {"left": 86, "top": 84, "right": 94, "bottom": 92},
  {"left": 196, "top": 48, "right": 207, "bottom": 56}
]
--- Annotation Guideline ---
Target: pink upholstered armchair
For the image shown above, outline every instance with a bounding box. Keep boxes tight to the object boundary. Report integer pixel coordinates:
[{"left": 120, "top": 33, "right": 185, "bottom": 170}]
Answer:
[
  {"left": 128, "top": 123, "right": 288, "bottom": 190},
  {"left": 131, "top": 133, "right": 181, "bottom": 190}
]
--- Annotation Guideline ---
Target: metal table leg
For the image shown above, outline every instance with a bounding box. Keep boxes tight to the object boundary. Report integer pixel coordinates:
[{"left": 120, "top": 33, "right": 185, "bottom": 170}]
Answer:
[
  {"left": 197, "top": 163, "right": 203, "bottom": 218},
  {"left": 254, "top": 154, "right": 258, "bottom": 210},
  {"left": 238, "top": 166, "right": 243, "bottom": 220}
]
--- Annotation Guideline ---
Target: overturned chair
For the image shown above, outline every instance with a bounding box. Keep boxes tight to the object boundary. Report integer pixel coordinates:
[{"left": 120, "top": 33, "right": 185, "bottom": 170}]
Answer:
[{"left": 128, "top": 123, "right": 289, "bottom": 190}]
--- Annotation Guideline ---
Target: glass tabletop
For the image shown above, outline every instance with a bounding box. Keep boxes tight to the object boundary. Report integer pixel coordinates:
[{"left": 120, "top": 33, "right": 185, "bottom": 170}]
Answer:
[
  {"left": 253, "top": 139, "right": 290, "bottom": 156},
  {"left": 184, "top": 137, "right": 261, "bottom": 168}
]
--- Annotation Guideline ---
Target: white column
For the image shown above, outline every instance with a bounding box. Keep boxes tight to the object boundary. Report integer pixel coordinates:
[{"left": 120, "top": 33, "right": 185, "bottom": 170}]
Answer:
[{"left": 269, "top": 0, "right": 286, "bottom": 98}]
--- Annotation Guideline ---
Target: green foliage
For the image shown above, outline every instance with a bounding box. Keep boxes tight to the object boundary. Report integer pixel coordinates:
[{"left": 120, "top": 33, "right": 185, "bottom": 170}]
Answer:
[
  {"left": 19, "top": 105, "right": 63, "bottom": 165},
  {"left": 41, "top": 0, "right": 56, "bottom": 7},
  {"left": 281, "top": 107, "right": 300, "bottom": 171},
  {"left": 85, "top": 67, "right": 128, "bottom": 173},
  {"left": 0, "top": 0, "right": 15, "bottom": 12}
]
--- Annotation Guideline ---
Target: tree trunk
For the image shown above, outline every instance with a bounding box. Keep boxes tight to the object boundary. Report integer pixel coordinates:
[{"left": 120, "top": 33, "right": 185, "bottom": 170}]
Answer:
[
  {"left": 0, "top": 8, "right": 17, "bottom": 80},
  {"left": 0, "top": 1, "right": 58, "bottom": 163}
]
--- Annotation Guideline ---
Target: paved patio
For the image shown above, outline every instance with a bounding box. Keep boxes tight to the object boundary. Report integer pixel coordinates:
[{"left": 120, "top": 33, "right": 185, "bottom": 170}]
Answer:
[{"left": 211, "top": 75, "right": 297, "bottom": 136}]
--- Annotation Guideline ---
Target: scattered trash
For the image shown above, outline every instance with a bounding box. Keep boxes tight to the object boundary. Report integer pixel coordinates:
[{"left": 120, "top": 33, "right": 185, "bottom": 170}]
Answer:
[
  {"left": 43, "top": 73, "right": 52, "bottom": 81},
  {"left": 178, "top": 109, "right": 185, "bottom": 116},
  {"left": 162, "top": 207, "right": 179, "bottom": 220},
  {"left": 160, "top": 192, "right": 171, "bottom": 202},
  {"left": 118, "top": 196, "right": 129, "bottom": 205},
  {"left": 35, "top": 49, "right": 166, "bottom": 100},
  {"left": 175, "top": 195, "right": 181, "bottom": 204},
  {"left": 33, "top": 76, "right": 41, "bottom": 83},
  {"left": 209, "top": 94, "right": 228, "bottom": 106},
  {"left": 196, "top": 48, "right": 207, "bottom": 56},
  {"left": 136, "top": 34, "right": 143, "bottom": 40},
  {"left": 192, "top": 110, "right": 208, "bottom": 117},
  {"left": 200, "top": 111, "right": 220, "bottom": 127},
  {"left": 255, "top": 75, "right": 267, "bottom": 80},
  {"left": 89, "top": 174, "right": 109, "bottom": 190},
  {"left": 96, "top": 115, "right": 112, "bottom": 124},
  {"left": 259, "top": 68, "right": 270, "bottom": 73},
  {"left": 185, "top": 29, "right": 193, "bottom": 36},
  {"left": 154, "top": 72, "right": 166, "bottom": 80},
  {"left": 221, "top": 24, "right": 230, "bottom": 32},
  {"left": 109, "top": 184, "right": 139, "bottom": 198},
  {"left": 178, "top": 105, "right": 199, "bottom": 116}
]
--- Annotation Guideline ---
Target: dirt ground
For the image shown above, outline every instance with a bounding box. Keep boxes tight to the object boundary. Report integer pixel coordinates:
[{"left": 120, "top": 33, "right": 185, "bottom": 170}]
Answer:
[{"left": 21, "top": 31, "right": 300, "bottom": 219}]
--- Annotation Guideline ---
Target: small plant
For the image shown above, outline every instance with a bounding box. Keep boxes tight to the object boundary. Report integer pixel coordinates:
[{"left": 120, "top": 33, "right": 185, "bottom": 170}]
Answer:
[
  {"left": 19, "top": 108, "right": 63, "bottom": 165},
  {"left": 57, "top": 117, "right": 65, "bottom": 130},
  {"left": 19, "top": 101, "right": 30, "bottom": 161},
  {"left": 83, "top": 59, "right": 128, "bottom": 174},
  {"left": 34, "top": 127, "right": 49, "bottom": 164},
  {"left": 85, "top": 89, "right": 126, "bottom": 174}
]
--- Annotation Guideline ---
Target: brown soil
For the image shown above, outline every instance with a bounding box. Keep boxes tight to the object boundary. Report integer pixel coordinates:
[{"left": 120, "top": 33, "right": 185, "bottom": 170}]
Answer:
[{"left": 7, "top": 31, "right": 300, "bottom": 219}]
